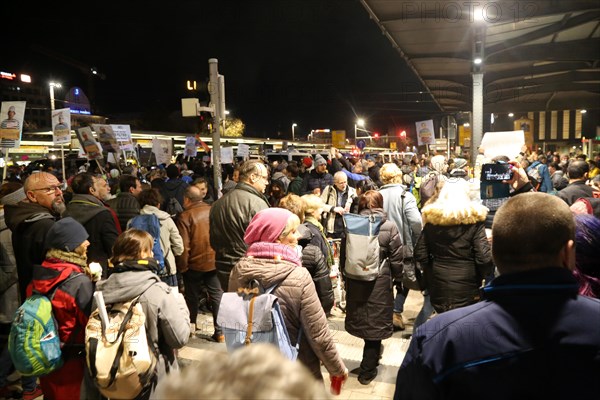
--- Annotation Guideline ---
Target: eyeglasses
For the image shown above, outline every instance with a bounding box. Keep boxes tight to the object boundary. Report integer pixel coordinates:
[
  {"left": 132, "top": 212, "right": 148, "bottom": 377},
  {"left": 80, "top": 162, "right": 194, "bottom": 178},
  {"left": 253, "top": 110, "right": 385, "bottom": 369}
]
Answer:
[{"left": 30, "top": 185, "right": 63, "bottom": 194}]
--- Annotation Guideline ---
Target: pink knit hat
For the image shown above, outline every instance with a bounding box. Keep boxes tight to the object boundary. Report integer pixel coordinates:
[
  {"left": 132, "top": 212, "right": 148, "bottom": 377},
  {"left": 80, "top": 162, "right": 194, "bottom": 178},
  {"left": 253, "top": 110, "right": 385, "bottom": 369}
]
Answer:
[{"left": 244, "top": 208, "right": 295, "bottom": 245}]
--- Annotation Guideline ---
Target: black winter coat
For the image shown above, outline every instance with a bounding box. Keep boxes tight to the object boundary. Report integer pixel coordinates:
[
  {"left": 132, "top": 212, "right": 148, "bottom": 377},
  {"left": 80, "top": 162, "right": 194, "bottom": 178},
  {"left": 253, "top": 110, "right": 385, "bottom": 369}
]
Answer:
[
  {"left": 344, "top": 209, "right": 403, "bottom": 341},
  {"left": 415, "top": 221, "right": 493, "bottom": 313},
  {"left": 298, "top": 224, "right": 334, "bottom": 314}
]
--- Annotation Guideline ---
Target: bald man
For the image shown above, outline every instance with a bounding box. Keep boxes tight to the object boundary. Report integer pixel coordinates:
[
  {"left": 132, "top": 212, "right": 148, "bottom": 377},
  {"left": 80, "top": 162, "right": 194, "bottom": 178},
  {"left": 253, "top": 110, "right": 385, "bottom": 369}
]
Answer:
[
  {"left": 4, "top": 172, "right": 65, "bottom": 302},
  {"left": 395, "top": 193, "right": 600, "bottom": 399}
]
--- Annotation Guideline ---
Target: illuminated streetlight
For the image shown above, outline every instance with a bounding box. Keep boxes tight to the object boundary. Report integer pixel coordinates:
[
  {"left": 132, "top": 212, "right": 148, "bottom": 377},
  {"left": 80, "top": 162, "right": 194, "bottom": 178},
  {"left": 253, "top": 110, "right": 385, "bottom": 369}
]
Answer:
[
  {"left": 581, "top": 109, "right": 587, "bottom": 114},
  {"left": 292, "top": 123, "right": 297, "bottom": 142},
  {"left": 354, "top": 118, "right": 365, "bottom": 142},
  {"left": 49, "top": 82, "right": 62, "bottom": 111},
  {"left": 508, "top": 112, "right": 514, "bottom": 117}
]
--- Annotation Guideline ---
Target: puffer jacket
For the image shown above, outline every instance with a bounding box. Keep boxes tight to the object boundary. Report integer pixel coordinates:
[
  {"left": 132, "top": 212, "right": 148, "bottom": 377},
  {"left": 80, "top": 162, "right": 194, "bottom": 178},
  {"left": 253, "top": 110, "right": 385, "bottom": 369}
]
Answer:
[
  {"left": 415, "top": 201, "right": 493, "bottom": 313},
  {"left": 298, "top": 224, "right": 334, "bottom": 314},
  {"left": 175, "top": 201, "right": 215, "bottom": 273},
  {"left": 229, "top": 256, "right": 345, "bottom": 380},
  {"left": 95, "top": 266, "right": 190, "bottom": 390},
  {"left": 344, "top": 208, "right": 403, "bottom": 341},
  {"left": 65, "top": 194, "right": 119, "bottom": 278},
  {"left": 209, "top": 183, "right": 269, "bottom": 276},
  {"left": 139, "top": 206, "right": 184, "bottom": 276},
  {"left": 301, "top": 169, "right": 334, "bottom": 195},
  {"left": 107, "top": 192, "right": 140, "bottom": 231}
]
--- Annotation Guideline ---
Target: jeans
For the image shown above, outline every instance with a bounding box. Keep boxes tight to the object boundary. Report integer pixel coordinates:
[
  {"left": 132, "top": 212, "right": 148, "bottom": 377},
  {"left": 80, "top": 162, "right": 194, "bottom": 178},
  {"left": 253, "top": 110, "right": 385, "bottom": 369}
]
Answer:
[
  {"left": 0, "top": 344, "right": 37, "bottom": 391},
  {"left": 182, "top": 269, "right": 224, "bottom": 334},
  {"left": 394, "top": 285, "right": 434, "bottom": 328}
]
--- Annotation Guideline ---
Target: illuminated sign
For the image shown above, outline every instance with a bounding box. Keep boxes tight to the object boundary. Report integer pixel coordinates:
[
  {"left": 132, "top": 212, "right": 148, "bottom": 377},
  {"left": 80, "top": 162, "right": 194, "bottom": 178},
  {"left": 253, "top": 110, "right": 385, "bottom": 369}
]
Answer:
[
  {"left": 0, "top": 71, "right": 16, "bottom": 80},
  {"left": 70, "top": 109, "right": 92, "bottom": 115},
  {"left": 187, "top": 80, "right": 197, "bottom": 91},
  {"left": 20, "top": 74, "right": 31, "bottom": 83}
]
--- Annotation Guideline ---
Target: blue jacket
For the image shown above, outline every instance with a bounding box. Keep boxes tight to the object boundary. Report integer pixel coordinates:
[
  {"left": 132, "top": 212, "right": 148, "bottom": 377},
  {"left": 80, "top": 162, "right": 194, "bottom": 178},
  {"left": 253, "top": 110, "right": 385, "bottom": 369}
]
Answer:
[
  {"left": 528, "top": 161, "right": 553, "bottom": 193},
  {"left": 394, "top": 267, "right": 600, "bottom": 399}
]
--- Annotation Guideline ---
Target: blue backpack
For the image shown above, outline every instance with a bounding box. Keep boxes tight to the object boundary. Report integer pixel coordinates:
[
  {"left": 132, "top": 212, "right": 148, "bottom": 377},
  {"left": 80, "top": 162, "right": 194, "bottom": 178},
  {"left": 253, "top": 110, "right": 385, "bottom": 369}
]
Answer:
[
  {"left": 217, "top": 280, "right": 302, "bottom": 361},
  {"left": 8, "top": 274, "right": 79, "bottom": 376},
  {"left": 127, "top": 214, "right": 167, "bottom": 276}
]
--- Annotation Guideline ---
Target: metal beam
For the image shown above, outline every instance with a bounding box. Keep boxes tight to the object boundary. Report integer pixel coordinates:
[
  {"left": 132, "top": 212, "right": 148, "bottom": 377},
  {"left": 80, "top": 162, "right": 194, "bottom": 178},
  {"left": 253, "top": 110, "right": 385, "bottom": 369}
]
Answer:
[{"left": 486, "top": 39, "right": 600, "bottom": 63}]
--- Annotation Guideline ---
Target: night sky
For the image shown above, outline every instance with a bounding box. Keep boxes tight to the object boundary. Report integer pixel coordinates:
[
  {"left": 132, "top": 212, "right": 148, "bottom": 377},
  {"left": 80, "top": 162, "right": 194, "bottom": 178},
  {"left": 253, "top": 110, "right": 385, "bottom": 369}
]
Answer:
[{"left": 7, "top": 0, "right": 436, "bottom": 138}]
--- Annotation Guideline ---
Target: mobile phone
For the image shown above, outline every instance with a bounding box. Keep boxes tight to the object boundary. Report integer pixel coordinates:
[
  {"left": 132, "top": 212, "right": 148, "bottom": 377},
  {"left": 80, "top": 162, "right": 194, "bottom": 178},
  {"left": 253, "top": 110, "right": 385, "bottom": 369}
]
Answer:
[{"left": 481, "top": 163, "right": 512, "bottom": 181}]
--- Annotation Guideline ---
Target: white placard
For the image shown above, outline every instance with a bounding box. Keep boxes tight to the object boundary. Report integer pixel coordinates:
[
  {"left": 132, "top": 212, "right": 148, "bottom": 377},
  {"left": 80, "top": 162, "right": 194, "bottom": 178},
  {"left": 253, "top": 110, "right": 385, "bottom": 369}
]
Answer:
[
  {"left": 152, "top": 138, "right": 172, "bottom": 166},
  {"left": 76, "top": 127, "right": 103, "bottom": 160},
  {"left": 92, "top": 124, "right": 119, "bottom": 153},
  {"left": 184, "top": 136, "right": 197, "bottom": 158},
  {"left": 221, "top": 147, "right": 234, "bottom": 164},
  {"left": 52, "top": 108, "right": 71, "bottom": 145},
  {"left": 236, "top": 143, "right": 250, "bottom": 158},
  {"left": 480, "top": 130, "right": 525, "bottom": 160}
]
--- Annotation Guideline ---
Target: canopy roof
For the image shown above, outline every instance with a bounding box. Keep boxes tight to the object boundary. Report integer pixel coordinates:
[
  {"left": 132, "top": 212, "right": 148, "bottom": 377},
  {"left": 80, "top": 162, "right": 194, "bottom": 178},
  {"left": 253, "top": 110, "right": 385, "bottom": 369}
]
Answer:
[{"left": 359, "top": 0, "right": 600, "bottom": 114}]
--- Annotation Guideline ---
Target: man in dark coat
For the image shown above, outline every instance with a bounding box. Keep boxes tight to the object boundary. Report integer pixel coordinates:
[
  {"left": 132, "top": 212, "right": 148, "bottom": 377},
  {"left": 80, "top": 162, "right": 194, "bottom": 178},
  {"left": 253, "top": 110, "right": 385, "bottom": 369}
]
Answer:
[
  {"left": 557, "top": 160, "right": 593, "bottom": 205},
  {"left": 106, "top": 174, "right": 142, "bottom": 231},
  {"left": 160, "top": 164, "right": 189, "bottom": 216},
  {"left": 4, "top": 172, "right": 64, "bottom": 302},
  {"left": 209, "top": 160, "right": 269, "bottom": 291},
  {"left": 394, "top": 193, "right": 600, "bottom": 399},
  {"left": 65, "top": 173, "right": 120, "bottom": 278},
  {"left": 301, "top": 154, "right": 333, "bottom": 195}
]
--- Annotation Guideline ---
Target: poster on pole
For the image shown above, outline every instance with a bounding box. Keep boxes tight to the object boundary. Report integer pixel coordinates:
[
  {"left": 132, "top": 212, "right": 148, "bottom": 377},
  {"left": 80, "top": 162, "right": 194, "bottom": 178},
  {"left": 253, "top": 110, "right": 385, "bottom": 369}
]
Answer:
[
  {"left": 184, "top": 136, "right": 197, "bottom": 158},
  {"left": 76, "top": 127, "right": 103, "bottom": 160},
  {"left": 152, "top": 138, "right": 172, "bottom": 166},
  {"left": 415, "top": 119, "right": 435, "bottom": 146},
  {"left": 220, "top": 147, "right": 234, "bottom": 164},
  {"left": 0, "top": 101, "right": 26, "bottom": 148},
  {"left": 92, "top": 124, "right": 119, "bottom": 153},
  {"left": 480, "top": 130, "right": 525, "bottom": 160},
  {"left": 52, "top": 108, "right": 71, "bottom": 144},
  {"left": 111, "top": 124, "right": 134, "bottom": 150}
]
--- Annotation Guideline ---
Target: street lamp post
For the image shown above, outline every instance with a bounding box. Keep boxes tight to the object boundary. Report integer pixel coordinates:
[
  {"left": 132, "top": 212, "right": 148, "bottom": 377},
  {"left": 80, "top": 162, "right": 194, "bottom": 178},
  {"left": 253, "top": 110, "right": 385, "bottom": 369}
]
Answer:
[
  {"left": 292, "top": 123, "right": 297, "bottom": 142},
  {"left": 354, "top": 118, "right": 365, "bottom": 143},
  {"left": 49, "top": 82, "right": 66, "bottom": 183}
]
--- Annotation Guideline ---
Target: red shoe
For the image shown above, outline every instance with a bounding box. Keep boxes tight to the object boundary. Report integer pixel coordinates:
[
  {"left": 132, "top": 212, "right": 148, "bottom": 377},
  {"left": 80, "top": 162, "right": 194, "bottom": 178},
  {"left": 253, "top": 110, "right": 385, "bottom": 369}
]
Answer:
[{"left": 22, "top": 386, "right": 43, "bottom": 400}]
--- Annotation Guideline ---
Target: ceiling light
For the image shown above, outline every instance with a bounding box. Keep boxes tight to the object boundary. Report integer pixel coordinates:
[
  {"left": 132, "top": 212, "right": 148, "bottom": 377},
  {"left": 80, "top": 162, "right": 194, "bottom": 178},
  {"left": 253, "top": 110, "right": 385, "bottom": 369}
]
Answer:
[
  {"left": 581, "top": 109, "right": 587, "bottom": 114},
  {"left": 473, "top": 58, "right": 482, "bottom": 65}
]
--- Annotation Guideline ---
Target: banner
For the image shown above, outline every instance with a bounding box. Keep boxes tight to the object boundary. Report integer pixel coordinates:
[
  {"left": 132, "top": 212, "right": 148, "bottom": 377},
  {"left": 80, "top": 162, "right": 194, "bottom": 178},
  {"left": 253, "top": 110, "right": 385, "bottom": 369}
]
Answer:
[
  {"left": 92, "top": 124, "right": 119, "bottom": 153},
  {"left": 480, "top": 130, "right": 525, "bottom": 160},
  {"left": 415, "top": 120, "right": 435, "bottom": 146},
  {"left": 152, "top": 138, "right": 172, "bottom": 166},
  {"left": 52, "top": 108, "right": 71, "bottom": 145},
  {"left": 76, "top": 127, "right": 103, "bottom": 160},
  {"left": 0, "top": 101, "right": 26, "bottom": 148},
  {"left": 184, "top": 136, "right": 197, "bottom": 158}
]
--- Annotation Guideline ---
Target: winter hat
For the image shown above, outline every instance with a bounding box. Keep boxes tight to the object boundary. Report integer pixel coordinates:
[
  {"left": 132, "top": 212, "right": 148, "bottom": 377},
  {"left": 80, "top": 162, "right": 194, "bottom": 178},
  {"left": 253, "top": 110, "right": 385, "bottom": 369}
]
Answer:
[
  {"left": 244, "top": 208, "right": 295, "bottom": 245},
  {"left": 302, "top": 157, "right": 313, "bottom": 168},
  {"left": 314, "top": 154, "right": 327, "bottom": 167},
  {"left": 453, "top": 158, "right": 468, "bottom": 169},
  {"left": 110, "top": 168, "right": 120, "bottom": 179},
  {"left": 430, "top": 155, "right": 447, "bottom": 173},
  {"left": 45, "top": 217, "right": 89, "bottom": 252}
]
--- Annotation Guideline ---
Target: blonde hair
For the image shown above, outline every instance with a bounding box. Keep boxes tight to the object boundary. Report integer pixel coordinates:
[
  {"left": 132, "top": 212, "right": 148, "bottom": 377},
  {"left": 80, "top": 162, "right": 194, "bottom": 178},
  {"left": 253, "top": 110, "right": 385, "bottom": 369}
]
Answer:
[
  {"left": 421, "top": 179, "right": 488, "bottom": 226},
  {"left": 302, "top": 194, "right": 324, "bottom": 217},
  {"left": 379, "top": 163, "right": 403, "bottom": 185},
  {"left": 279, "top": 214, "right": 301, "bottom": 240},
  {"left": 278, "top": 194, "right": 306, "bottom": 222},
  {"left": 154, "top": 343, "right": 331, "bottom": 399}
]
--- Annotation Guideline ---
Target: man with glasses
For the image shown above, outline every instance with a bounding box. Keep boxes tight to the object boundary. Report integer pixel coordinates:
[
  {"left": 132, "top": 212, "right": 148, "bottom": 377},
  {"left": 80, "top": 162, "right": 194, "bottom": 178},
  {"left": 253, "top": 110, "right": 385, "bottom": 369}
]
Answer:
[
  {"left": 209, "top": 160, "right": 269, "bottom": 292},
  {"left": 65, "top": 173, "right": 120, "bottom": 279},
  {"left": 321, "top": 171, "right": 357, "bottom": 240},
  {"left": 4, "top": 172, "right": 65, "bottom": 303}
]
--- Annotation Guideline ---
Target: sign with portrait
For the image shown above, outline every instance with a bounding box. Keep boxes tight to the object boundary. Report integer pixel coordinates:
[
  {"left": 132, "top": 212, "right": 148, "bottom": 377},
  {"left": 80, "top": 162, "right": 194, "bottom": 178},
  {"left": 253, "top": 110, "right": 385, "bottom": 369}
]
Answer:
[
  {"left": 415, "top": 119, "right": 435, "bottom": 146},
  {"left": 52, "top": 108, "right": 71, "bottom": 144},
  {"left": 0, "top": 101, "right": 26, "bottom": 148},
  {"left": 92, "top": 124, "right": 119, "bottom": 153},
  {"left": 76, "top": 126, "right": 103, "bottom": 160},
  {"left": 152, "top": 138, "right": 172, "bottom": 166},
  {"left": 184, "top": 136, "right": 197, "bottom": 158}
]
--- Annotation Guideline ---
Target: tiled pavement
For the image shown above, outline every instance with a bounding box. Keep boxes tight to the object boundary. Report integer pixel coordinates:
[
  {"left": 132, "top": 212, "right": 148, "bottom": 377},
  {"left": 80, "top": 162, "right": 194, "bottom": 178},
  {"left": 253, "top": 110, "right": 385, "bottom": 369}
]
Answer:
[{"left": 178, "top": 289, "right": 426, "bottom": 399}]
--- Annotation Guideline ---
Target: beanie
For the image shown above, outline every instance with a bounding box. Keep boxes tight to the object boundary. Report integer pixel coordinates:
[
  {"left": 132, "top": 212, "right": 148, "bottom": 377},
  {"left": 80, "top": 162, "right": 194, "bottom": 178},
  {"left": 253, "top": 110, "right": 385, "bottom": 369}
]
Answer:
[
  {"left": 314, "top": 154, "right": 327, "bottom": 167},
  {"left": 302, "top": 157, "right": 313, "bottom": 168},
  {"left": 45, "top": 217, "right": 89, "bottom": 252},
  {"left": 430, "top": 155, "right": 447, "bottom": 173},
  {"left": 110, "top": 169, "right": 120, "bottom": 179},
  {"left": 0, "top": 188, "right": 26, "bottom": 206},
  {"left": 244, "top": 208, "right": 295, "bottom": 245}
]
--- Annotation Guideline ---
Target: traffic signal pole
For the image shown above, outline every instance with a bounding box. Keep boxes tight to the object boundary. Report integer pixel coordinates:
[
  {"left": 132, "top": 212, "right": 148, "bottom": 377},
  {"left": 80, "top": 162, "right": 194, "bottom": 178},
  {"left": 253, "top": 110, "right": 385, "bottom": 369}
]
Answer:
[{"left": 208, "top": 59, "right": 223, "bottom": 198}]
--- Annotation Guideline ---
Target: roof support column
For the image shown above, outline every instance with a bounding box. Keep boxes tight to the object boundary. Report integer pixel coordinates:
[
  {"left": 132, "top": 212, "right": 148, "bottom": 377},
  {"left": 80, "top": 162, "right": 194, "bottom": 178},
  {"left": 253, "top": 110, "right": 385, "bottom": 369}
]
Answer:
[{"left": 471, "top": 72, "right": 484, "bottom": 165}]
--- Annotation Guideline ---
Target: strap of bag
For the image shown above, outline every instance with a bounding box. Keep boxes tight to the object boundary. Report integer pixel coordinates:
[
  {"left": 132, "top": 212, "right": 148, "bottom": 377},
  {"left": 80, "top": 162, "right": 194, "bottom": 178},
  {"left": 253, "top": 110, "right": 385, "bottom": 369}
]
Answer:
[
  {"left": 399, "top": 188, "right": 410, "bottom": 247},
  {"left": 265, "top": 283, "right": 303, "bottom": 346}
]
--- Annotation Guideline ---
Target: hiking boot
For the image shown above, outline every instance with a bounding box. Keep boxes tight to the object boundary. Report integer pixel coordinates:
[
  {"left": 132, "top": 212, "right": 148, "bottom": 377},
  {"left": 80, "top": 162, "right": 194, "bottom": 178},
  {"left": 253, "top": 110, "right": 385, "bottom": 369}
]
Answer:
[
  {"left": 190, "top": 323, "right": 197, "bottom": 337},
  {"left": 212, "top": 333, "right": 225, "bottom": 343},
  {"left": 393, "top": 313, "right": 405, "bottom": 331},
  {"left": 357, "top": 370, "right": 378, "bottom": 385},
  {"left": 22, "top": 386, "right": 43, "bottom": 400}
]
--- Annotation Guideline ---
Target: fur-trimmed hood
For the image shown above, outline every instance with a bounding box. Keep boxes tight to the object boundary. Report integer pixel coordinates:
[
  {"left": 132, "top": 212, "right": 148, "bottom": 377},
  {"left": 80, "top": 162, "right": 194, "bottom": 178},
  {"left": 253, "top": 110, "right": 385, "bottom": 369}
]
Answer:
[{"left": 421, "top": 179, "right": 488, "bottom": 226}]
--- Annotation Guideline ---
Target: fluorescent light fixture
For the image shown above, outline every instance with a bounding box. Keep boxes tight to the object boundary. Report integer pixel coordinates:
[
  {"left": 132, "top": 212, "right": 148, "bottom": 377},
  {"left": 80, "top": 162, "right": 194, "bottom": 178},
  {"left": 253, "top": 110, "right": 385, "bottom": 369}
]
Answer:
[{"left": 474, "top": 58, "right": 483, "bottom": 65}]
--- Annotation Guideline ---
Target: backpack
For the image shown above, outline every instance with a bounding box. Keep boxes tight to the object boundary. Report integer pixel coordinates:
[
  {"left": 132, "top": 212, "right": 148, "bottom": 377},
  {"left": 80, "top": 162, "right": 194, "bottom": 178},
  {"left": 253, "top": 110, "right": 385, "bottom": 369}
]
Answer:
[
  {"left": 8, "top": 274, "right": 80, "bottom": 376},
  {"left": 342, "top": 213, "right": 387, "bottom": 281},
  {"left": 85, "top": 291, "right": 158, "bottom": 400},
  {"left": 419, "top": 172, "right": 439, "bottom": 208},
  {"left": 127, "top": 214, "right": 167, "bottom": 276},
  {"left": 164, "top": 197, "right": 184, "bottom": 218},
  {"left": 527, "top": 163, "right": 542, "bottom": 191},
  {"left": 217, "top": 281, "right": 302, "bottom": 361}
]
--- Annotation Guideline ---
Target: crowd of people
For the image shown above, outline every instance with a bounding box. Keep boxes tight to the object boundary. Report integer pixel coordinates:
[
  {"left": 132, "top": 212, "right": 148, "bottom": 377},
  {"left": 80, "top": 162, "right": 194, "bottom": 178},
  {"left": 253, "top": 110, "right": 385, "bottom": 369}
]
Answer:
[{"left": 0, "top": 145, "right": 598, "bottom": 399}]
